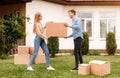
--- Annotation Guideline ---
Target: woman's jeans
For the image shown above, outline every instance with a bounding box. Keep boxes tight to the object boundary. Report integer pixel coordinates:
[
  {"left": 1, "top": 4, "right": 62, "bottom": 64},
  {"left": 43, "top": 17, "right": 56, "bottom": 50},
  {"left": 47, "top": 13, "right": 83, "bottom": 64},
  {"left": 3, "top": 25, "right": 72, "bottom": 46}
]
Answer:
[{"left": 28, "top": 35, "right": 50, "bottom": 67}]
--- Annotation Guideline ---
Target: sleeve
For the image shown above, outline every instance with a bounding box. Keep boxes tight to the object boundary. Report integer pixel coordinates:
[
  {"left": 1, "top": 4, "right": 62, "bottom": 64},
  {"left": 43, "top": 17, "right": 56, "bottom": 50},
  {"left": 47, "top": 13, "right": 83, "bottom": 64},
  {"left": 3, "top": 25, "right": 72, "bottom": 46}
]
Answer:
[
  {"left": 68, "top": 34, "right": 73, "bottom": 38},
  {"left": 69, "top": 18, "right": 81, "bottom": 30}
]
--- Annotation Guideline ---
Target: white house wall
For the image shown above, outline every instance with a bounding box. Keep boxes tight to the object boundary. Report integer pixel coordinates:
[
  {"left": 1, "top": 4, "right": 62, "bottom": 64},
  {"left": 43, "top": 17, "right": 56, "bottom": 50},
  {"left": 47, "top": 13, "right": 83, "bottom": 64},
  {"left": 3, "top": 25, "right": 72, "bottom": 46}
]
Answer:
[
  {"left": 26, "top": 0, "right": 66, "bottom": 47},
  {"left": 26, "top": 0, "right": 120, "bottom": 50}
]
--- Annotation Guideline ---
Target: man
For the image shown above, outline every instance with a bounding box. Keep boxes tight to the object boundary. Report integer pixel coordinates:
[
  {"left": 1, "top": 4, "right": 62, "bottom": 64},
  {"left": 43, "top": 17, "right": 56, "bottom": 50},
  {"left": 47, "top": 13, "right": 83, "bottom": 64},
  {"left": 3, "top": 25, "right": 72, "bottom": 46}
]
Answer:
[{"left": 65, "top": 9, "right": 83, "bottom": 71}]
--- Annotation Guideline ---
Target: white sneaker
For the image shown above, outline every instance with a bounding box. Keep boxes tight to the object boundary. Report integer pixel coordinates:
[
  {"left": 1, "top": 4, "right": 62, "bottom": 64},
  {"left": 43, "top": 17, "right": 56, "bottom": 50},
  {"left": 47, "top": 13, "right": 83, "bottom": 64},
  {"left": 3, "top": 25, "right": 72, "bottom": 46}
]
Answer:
[
  {"left": 47, "top": 66, "right": 55, "bottom": 70},
  {"left": 27, "top": 66, "right": 34, "bottom": 71}
]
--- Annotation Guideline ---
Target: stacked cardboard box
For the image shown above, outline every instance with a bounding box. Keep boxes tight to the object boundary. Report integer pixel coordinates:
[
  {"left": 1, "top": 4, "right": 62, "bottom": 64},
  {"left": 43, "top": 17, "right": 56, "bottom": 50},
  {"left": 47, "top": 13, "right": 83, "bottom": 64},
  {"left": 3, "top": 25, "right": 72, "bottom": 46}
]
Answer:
[
  {"left": 29, "top": 47, "right": 44, "bottom": 55},
  {"left": 14, "top": 46, "right": 30, "bottom": 64},
  {"left": 14, "top": 46, "right": 46, "bottom": 64},
  {"left": 14, "top": 54, "right": 30, "bottom": 64},
  {"left": 18, "top": 46, "right": 29, "bottom": 55},
  {"left": 29, "top": 47, "right": 46, "bottom": 64},
  {"left": 34, "top": 54, "right": 46, "bottom": 64},
  {"left": 78, "top": 64, "right": 90, "bottom": 75},
  {"left": 89, "top": 60, "right": 110, "bottom": 76},
  {"left": 45, "top": 22, "right": 67, "bottom": 37},
  {"left": 78, "top": 60, "right": 110, "bottom": 76}
]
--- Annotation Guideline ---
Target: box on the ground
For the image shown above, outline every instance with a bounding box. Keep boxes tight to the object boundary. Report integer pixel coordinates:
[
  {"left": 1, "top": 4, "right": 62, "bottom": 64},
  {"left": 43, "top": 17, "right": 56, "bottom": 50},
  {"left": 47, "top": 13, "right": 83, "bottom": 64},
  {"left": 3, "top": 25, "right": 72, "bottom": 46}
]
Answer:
[
  {"left": 89, "top": 60, "right": 110, "bottom": 76},
  {"left": 29, "top": 47, "right": 44, "bottom": 55},
  {"left": 78, "top": 64, "right": 90, "bottom": 75},
  {"left": 18, "top": 46, "right": 29, "bottom": 55},
  {"left": 34, "top": 54, "right": 46, "bottom": 64},
  {"left": 14, "top": 54, "right": 30, "bottom": 64},
  {"left": 45, "top": 22, "right": 67, "bottom": 37}
]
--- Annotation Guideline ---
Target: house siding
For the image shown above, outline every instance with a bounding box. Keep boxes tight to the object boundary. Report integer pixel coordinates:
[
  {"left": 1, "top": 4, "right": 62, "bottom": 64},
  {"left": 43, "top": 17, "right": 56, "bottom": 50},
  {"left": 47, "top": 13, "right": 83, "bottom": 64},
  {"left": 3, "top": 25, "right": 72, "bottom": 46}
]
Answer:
[{"left": 26, "top": 0, "right": 120, "bottom": 51}]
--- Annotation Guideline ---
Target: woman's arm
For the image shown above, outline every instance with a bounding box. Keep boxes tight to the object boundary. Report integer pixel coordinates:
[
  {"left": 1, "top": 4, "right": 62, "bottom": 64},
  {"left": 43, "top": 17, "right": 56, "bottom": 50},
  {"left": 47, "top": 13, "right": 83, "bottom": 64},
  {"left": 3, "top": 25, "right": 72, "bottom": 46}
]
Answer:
[{"left": 36, "top": 23, "right": 47, "bottom": 39}]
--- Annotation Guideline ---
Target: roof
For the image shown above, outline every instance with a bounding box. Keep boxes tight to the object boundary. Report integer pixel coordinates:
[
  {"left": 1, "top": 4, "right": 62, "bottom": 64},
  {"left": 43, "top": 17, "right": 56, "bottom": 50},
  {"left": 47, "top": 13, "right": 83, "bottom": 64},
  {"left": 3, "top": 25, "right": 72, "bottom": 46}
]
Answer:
[
  {"left": 0, "top": 0, "right": 32, "bottom": 5},
  {"left": 44, "top": 0, "right": 120, "bottom": 5}
]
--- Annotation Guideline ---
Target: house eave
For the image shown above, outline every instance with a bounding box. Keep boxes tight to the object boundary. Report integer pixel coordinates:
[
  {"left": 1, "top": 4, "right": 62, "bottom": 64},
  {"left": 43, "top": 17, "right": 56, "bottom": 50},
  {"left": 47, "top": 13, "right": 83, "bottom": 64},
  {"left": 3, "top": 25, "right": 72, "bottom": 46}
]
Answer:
[
  {"left": 44, "top": 0, "right": 120, "bottom": 5},
  {"left": 0, "top": 0, "right": 32, "bottom": 5}
]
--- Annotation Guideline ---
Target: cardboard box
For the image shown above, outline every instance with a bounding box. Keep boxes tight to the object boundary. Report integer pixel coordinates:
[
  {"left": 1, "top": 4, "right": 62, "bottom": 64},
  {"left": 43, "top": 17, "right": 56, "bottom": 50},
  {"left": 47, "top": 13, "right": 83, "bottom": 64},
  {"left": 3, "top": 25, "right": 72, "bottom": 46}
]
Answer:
[
  {"left": 14, "top": 54, "right": 30, "bottom": 64},
  {"left": 29, "top": 47, "right": 44, "bottom": 55},
  {"left": 34, "top": 54, "right": 46, "bottom": 64},
  {"left": 78, "top": 64, "right": 90, "bottom": 75},
  {"left": 18, "top": 46, "right": 29, "bottom": 55},
  {"left": 45, "top": 22, "right": 67, "bottom": 37},
  {"left": 89, "top": 60, "right": 110, "bottom": 76}
]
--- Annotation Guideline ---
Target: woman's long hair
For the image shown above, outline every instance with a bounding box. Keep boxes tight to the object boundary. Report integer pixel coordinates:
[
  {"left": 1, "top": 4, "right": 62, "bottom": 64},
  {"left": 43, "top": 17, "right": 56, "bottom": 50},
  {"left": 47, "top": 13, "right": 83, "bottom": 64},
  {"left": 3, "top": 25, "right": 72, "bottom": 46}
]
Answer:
[{"left": 33, "top": 12, "right": 42, "bottom": 33}]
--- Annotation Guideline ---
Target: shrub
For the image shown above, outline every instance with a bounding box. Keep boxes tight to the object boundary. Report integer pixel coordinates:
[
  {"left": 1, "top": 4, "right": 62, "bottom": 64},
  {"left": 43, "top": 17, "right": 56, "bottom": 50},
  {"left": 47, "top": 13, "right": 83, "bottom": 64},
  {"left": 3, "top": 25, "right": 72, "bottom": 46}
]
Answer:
[
  {"left": 106, "top": 32, "right": 117, "bottom": 55},
  {"left": 81, "top": 32, "right": 89, "bottom": 55},
  {"left": 88, "top": 50, "right": 100, "bottom": 56},
  {"left": 0, "top": 14, "right": 30, "bottom": 58},
  {"left": 47, "top": 37, "right": 59, "bottom": 57}
]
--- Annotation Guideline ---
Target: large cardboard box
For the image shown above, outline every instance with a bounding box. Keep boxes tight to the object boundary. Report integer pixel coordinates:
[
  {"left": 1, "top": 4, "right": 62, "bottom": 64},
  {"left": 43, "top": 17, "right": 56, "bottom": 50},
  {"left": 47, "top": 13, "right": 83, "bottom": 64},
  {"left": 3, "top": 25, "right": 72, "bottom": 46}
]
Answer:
[
  {"left": 29, "top": 47, "right": 44, "bottom": 55},
  {"left": 34, "top": 54, "right": 46, "bottom": 64},
  {"left": 18, "top": 46, "right": 29, "bottom": 55},
  {"left": 78, "top": 64, "right": 90, "bottom": 75},
  {"left": 14, "top": 54, "right": 30, "bottom": 64},
  {"left": 45, "top": 22, "right": 67, "bottom": 37},
  {"left": 89, "top": 60, "right": 110, "bottom": 76}
]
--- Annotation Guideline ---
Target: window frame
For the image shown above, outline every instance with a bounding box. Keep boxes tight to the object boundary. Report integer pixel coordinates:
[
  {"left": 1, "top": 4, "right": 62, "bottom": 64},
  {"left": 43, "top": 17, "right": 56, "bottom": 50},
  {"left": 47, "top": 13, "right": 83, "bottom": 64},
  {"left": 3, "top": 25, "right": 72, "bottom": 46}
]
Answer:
[
  {"left": 100, "top": 18, "right": 115, "bottom": 39},
  {"left": 81, "top": 18, "right": 93, "bottom": 39}
]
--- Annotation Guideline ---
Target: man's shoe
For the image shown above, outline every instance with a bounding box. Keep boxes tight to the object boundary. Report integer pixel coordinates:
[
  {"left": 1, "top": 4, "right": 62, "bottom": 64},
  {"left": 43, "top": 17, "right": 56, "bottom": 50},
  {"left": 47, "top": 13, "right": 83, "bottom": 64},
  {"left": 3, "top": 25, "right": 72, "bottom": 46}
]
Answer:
[{"left": 70, "top": 67, "right": 78, "bottom": 72}]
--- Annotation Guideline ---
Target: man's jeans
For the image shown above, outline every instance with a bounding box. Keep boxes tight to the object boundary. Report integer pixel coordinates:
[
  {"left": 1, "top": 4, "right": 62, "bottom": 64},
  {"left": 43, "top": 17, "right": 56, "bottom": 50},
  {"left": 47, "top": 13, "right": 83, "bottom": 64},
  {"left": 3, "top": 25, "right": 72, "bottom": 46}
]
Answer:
[{"left": 74, "top": 37, "right": 83, "bottom": 68}]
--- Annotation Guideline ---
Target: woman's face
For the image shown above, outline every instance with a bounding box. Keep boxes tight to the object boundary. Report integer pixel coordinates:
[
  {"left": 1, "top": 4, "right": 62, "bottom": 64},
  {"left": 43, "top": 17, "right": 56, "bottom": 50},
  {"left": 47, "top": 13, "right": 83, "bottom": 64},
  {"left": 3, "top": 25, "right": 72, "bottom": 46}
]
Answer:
[{"left": 39, "top": 15, "right": 42, "bottom": 21}]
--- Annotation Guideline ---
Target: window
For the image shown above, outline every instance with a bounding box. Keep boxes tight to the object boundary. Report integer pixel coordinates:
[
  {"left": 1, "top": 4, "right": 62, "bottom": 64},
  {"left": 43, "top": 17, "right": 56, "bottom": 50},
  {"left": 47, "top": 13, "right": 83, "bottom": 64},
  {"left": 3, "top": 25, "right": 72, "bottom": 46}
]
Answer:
[
  {"left": 77, "top": 13, "right": 92, "bottom": 38},
  {"left": 100, "top": 13, "right": 115, "bottom": 38}
]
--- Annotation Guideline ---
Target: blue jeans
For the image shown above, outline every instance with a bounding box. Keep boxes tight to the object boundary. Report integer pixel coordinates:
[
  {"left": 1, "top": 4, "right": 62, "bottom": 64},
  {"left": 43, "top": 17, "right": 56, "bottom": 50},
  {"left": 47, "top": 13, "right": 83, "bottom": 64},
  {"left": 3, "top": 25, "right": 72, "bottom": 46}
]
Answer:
[{"left": 28, "top": 35, "right": 50, "bottom": 67}]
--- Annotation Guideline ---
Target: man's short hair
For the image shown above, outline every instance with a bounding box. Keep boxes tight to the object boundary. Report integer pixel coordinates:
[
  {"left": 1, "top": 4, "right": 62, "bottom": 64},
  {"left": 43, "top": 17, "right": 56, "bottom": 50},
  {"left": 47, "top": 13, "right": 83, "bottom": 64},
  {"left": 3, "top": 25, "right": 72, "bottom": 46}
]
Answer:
[{"left": 68, "top": 9, "right": 76, "bottom": 15}]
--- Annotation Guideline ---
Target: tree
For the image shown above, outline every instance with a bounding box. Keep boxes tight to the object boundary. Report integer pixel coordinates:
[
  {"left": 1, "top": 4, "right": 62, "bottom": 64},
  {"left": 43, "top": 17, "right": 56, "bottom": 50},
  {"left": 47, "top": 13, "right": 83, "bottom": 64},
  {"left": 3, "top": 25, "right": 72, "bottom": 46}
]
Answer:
[
  {"left": 106, "top": 32, "right": 117, "bottom": 55},
  {"left": 81, "top": 32, "right": 89, "bottom": 55},
  {"left": 0, "top": 14, "right": 30, "bottom": 57},
  {"left": 47, "top": 37, "right": 59, "bottom": 57}
]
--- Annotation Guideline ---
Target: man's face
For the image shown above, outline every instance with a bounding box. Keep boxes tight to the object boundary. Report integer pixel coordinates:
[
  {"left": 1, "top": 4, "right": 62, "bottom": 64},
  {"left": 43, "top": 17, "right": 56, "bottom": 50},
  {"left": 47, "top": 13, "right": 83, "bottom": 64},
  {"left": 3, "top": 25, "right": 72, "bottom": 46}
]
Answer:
[{"left": 68, "top": 12, "right": 74, "bottom": 19}]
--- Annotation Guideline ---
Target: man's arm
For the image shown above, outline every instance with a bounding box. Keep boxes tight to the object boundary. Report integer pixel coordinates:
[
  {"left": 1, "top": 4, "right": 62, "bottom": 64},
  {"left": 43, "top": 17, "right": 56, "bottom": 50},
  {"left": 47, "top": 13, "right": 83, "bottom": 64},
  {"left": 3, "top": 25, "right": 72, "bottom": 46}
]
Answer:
[
  {"left": 69, "top": 19, "right": 81, "bottom": 29},
  {"left": 68, "top": 34, "right": 73, "bottom": 38}
]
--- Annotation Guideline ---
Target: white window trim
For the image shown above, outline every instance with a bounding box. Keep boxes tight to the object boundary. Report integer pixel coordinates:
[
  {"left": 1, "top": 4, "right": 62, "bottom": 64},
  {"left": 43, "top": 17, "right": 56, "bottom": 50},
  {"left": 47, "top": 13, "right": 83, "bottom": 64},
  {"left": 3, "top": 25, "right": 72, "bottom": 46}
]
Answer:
[
  {"left": 82, "top": 18, "right": 93, "bottom": 39},
  {"left": 100, "top": 18, "right": 115, "bottom": 40}
]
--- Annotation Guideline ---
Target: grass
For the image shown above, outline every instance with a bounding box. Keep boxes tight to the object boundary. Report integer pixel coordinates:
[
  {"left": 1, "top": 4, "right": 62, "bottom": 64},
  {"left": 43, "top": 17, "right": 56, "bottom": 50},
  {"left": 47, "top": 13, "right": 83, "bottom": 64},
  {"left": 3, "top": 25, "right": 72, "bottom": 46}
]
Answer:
[{"left": 0, "top": 55, "right": 120, "bottom": 78}]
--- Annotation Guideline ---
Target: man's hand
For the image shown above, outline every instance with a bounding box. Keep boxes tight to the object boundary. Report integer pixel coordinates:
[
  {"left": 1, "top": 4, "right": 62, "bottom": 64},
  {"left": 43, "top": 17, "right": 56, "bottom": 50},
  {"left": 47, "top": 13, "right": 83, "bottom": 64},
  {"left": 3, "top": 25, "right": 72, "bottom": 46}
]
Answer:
[{"left": 64, "top": 23, "right": 69, "bottom": 27}]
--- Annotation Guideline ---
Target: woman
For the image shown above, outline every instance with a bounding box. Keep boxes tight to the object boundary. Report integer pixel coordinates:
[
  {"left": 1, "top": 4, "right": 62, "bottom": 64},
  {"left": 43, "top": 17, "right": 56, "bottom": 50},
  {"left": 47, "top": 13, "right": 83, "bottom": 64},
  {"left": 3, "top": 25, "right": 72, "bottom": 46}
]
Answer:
[{"left": 27, "top": 12, "right": 55, "bottom": 71}]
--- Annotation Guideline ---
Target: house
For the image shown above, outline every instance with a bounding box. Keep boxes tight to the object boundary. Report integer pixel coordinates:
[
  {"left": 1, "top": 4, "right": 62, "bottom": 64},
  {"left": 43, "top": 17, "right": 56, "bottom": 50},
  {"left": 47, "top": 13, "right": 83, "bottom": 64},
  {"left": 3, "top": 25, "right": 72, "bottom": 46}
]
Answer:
[{"left": 0, "top": 0, "right": 120, "bottom": 52}]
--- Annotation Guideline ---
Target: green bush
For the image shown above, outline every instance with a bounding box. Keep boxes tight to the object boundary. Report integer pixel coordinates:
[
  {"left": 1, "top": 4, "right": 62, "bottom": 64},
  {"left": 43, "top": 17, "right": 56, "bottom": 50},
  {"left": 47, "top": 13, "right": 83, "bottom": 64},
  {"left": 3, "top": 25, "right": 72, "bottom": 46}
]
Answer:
[
  {"left": 81, "top": 32, "right": 89, "bottom": 55},
  {"left": 47, "top": 37, "right": 59, "bottom": 57},
  {"left": 88, "top": 50, "right": 100, "bottom": 56},
  {"left": 106, "top": 32, "right": 117, "bottom": 55},
  {"left": 0, "top": 14, "right": 30, "bottom": 57}
]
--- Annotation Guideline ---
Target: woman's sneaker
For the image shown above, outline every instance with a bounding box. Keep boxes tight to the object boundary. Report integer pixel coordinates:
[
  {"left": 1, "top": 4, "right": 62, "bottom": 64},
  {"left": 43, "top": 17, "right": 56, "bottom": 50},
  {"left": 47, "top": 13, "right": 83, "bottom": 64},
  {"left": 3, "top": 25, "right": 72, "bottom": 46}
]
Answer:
[
  {"left": 27, "top": 66, "right": 34, "bottom": 71},
  {"left": 47, "top": 66, "right": 55, "bottom": 70}
]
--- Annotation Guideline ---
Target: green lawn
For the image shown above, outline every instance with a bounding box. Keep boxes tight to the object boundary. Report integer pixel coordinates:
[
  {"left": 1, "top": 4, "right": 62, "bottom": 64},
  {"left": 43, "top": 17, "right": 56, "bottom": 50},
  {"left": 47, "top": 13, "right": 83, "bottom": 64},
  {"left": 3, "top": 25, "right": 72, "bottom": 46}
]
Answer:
[{"left": 0, "top": 55, "right": 120, "bottom": 78}]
